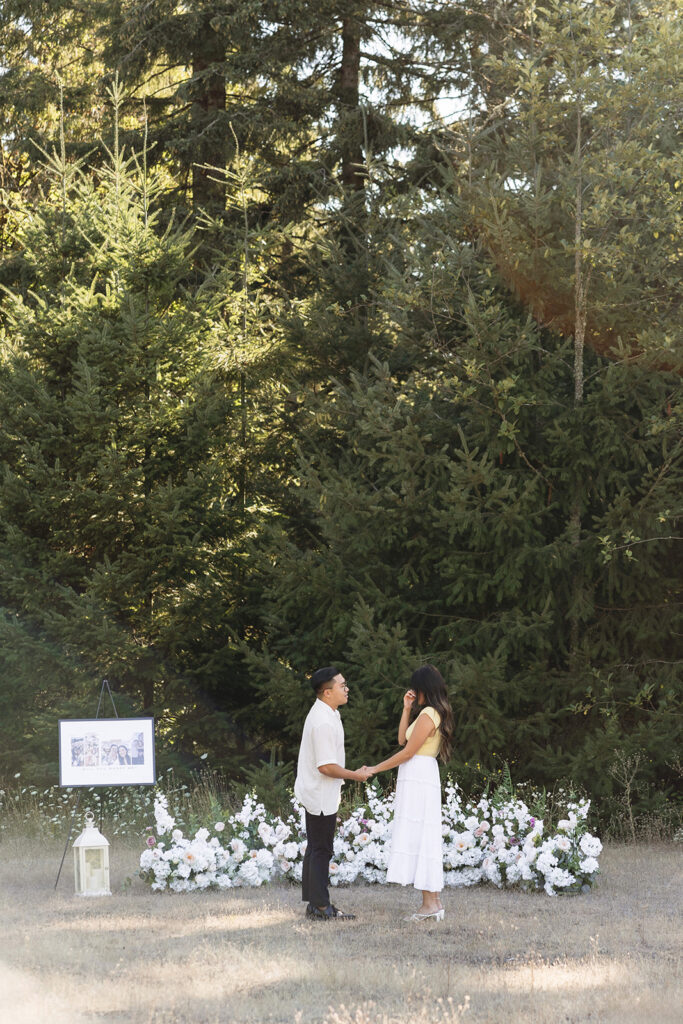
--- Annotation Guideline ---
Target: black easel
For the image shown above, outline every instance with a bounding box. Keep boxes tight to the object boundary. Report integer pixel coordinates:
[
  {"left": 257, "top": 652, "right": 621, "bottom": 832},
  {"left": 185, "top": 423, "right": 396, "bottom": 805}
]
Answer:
[{"left": 54, "top": 679, "right": 119, "bottom": 890}]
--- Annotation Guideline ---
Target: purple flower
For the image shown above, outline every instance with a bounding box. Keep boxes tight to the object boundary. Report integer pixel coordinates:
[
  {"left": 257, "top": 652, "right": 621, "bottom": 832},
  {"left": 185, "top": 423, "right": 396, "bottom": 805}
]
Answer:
[
  {"left": 146, "top": 835, "right": 156, "bottom": 847},
  {"left": 509, "top": 836, "right": 519, "bottom": 845},
  {"left": 529, "top": 817, "right": 536, "bottom": 827}
]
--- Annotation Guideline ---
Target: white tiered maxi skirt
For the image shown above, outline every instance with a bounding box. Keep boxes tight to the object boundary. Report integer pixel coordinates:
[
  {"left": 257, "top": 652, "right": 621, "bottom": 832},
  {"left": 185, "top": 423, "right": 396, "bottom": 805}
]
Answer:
[{"left": 386, "top": 754, "right": 443, "bottom": 892}]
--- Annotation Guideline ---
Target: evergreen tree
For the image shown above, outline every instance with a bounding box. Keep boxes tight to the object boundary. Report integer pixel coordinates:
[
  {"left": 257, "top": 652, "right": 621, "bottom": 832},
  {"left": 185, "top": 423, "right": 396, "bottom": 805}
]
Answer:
[
  {"left": 0, "top": 2, "right": 112, "bottom": 175},
  {"left": 0, "top": 111, "right": 245, "bottom": 780},
  {"left": 456, "top": 0, "right": 681, "bottom": 368},
  {"left": 245, "top": 188, "right": 682, "bottom": 807}
]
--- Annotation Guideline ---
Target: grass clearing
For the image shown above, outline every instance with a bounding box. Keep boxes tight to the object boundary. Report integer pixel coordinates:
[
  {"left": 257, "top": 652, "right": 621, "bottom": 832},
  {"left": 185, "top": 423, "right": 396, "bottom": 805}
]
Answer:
[{"left": 0, "top": 839, "right": 681, "bottom": 1023}]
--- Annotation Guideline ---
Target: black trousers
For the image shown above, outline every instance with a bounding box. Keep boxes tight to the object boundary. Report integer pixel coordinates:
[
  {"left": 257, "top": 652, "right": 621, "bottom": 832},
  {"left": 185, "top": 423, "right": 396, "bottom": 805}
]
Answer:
[{"left": 302, "top": 809, "right": 337, "bottom": 908}]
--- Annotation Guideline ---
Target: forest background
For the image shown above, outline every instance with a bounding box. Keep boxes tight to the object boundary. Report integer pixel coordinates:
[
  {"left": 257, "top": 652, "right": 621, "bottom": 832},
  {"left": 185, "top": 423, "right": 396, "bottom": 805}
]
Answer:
[{"left": 0, "top": 0, "right": 680, "bottom": 831}]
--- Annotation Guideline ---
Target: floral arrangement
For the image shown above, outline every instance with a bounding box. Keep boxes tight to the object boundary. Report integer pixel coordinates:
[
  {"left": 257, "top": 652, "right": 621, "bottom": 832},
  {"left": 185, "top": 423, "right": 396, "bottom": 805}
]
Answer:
[{"left": 139, "top": 781, "right": 602, "bottom": 897}]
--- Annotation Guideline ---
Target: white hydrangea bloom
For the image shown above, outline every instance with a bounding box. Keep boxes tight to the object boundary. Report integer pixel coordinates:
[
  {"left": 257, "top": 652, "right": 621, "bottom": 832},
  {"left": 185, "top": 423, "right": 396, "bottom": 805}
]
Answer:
[
  {"left": 549, "top": 867, "right": 575, "bottom": 888},
  {"left": 536, "top": 851, "right": 558, "bottom": 875},
  {"left": 579, "top": 834, "right": 602, "bottom": 857},
  {"left": 238, "top": 859, "right": 261, "bottom": 886}
]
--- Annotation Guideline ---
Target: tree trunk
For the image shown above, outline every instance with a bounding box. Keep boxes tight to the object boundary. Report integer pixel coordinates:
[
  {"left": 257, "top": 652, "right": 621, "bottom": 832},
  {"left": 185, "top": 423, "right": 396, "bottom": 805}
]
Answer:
[
  {"left": 191, "top": 22, "right": 227, "bottom": 216},
  {"left": 338, "top": 14, "right": 364, "bottom": 193},
  {"left": 569, "top": 103, "right": 587, "bottom": 665},
  {"left": 335, "top": 7, "right": 369, "bottom": 346},
  {"left": 573, "top": 108, "right": 586, "bottom": 408}
]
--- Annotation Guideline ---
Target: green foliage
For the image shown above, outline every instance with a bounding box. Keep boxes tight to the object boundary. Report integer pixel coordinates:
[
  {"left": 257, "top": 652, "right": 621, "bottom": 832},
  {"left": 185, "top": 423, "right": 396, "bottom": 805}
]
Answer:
[
  {"left": 237, "top": 750, "right": 295, "bottom": 818},
  {"left": 0, "top": 136, "right": 242, "bottom": 777},
  {"left": 0, "top": 1, "right": 680, "bottom": 820},
  {"left": 246, "top": 225, "right": 682, "bottom": 804},
  {"left": 459, "top": 0, "right": 682, "bottom": 366}
]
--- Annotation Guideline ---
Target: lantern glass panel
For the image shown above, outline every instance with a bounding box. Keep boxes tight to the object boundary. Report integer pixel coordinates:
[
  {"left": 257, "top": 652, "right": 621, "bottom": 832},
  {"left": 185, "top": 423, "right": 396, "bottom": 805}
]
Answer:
[{"left": 85, "top": 848, "right": 105, "bottom": 892}]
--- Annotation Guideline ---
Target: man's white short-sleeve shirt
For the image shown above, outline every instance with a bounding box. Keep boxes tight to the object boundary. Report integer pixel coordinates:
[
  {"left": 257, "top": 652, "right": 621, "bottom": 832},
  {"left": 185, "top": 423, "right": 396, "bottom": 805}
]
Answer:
[{"left": 294, "top": 699, "right": 345, "bottom": 815}]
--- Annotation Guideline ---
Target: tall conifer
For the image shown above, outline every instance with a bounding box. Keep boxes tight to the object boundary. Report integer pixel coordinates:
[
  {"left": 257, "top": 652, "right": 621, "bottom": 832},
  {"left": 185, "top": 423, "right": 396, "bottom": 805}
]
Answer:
[{"left": 0, "top": 98, "right": 240, "bottom": 778}]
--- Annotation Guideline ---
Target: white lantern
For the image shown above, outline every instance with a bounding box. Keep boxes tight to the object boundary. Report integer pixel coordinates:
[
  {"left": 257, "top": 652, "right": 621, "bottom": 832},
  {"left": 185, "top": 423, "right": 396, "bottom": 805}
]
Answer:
[{"left": 73, "top": 810, "right": 111, "bottom": 896}]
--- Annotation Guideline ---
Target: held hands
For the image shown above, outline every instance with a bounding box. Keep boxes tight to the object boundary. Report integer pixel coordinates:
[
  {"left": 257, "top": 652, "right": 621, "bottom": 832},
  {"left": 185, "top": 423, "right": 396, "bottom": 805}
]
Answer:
[{"left": 354, "top": 765, "right": 375, "bottom": 782}]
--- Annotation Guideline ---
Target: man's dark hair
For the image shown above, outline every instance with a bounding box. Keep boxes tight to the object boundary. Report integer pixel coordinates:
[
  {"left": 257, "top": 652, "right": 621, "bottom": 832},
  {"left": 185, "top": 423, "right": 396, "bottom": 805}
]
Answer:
[{"left": 310, "top": 666, "right": 340, "bottom": 695}]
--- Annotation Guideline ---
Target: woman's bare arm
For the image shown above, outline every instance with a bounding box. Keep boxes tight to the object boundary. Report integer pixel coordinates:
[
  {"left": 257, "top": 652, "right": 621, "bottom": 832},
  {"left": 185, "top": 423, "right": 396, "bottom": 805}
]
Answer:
[
  {"left": 397, "top": 688, "right": 416, "bottom": 745},
  {"left": 397, "top": 706, "right": 412, "bottom": 746}
]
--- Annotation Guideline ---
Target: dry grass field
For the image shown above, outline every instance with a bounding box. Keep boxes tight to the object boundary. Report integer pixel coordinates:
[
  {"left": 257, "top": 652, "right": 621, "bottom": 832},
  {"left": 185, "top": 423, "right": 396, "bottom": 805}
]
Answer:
[{"left": 0, "top": 839, "right": 680, "bottom": 1024}]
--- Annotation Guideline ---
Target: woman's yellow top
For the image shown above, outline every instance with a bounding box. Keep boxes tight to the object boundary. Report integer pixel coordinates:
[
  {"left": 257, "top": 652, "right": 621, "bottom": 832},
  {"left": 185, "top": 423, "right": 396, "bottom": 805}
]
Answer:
[{"left": 405, "top": 706, "right": 442, "bottom": 758}]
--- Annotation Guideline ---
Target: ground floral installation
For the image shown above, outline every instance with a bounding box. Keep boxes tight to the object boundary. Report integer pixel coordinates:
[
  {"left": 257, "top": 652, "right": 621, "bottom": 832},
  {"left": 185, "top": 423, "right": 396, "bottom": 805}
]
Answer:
[{"left": 139, "top": 779, "right": 603, "bottom": 897}]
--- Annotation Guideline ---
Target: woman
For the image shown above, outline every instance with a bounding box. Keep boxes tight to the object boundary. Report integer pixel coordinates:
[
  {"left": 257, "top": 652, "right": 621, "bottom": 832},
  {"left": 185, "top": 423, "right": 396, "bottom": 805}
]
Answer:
[
  {"left": 117, "top": 743, "right": 131, "bottom": 765},
  {"left": 366, "top": 665, "right": 454, "bottom": 921}
]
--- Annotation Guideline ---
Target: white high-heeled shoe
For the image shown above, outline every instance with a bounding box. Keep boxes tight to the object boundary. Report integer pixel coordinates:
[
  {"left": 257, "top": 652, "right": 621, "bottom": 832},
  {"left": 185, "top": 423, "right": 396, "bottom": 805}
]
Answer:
[{"left": 404, "top": 908, "right": 445, "bottom": 922}]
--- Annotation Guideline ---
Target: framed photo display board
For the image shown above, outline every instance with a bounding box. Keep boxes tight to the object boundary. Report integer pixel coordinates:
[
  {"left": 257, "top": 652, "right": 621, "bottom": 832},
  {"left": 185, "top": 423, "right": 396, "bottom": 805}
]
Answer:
[{"left": 59, "top": 718, "right": 156, "bottom": 787}]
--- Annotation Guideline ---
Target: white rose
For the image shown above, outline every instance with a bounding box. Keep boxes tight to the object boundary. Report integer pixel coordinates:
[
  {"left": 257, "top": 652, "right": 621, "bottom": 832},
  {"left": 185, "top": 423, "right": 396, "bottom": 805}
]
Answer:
[
  {"left": 256, "top": 848, "right": 273, "bottom": 866},
  {"left": 257, "top": 821, "right": 274, "bottom": 845},
  {"left": 230, "top": 838, "right": 247, "bottom": 862}
]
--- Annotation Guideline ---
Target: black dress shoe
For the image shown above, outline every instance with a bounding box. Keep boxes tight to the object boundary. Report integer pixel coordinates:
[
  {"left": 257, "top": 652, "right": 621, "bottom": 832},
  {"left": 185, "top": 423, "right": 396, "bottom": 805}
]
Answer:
[
  {"left": 306, "top": 904, "right": 355, "bottom": 921},
  {"left": 329, "top": 904, "right": 355, "bottom": 920}
]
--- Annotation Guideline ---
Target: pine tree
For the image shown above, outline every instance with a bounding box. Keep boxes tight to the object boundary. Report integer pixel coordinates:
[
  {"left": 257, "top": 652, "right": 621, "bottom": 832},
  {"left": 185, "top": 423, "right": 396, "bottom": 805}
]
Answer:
[
  {"left": 457, "top": 0, "right": 681, "bottom": 368},
  {"left": 0, "top": 99, "right": 246, "bottom": 780},
  {"left": 244, "top": 179, "right": 682, "bottom": 806}
]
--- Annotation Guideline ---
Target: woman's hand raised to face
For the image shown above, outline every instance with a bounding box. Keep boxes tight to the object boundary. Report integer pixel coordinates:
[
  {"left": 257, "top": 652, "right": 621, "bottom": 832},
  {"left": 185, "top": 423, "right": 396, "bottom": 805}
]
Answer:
[{"left": 403, "top": 689, "right": 416, "bottom": 710}]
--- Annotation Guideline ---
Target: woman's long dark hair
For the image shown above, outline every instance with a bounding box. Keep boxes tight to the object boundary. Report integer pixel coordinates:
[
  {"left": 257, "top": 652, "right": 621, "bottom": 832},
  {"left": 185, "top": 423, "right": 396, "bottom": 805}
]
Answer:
[{"left": 410, "top": 665, "right": 454, "bottom": 764}]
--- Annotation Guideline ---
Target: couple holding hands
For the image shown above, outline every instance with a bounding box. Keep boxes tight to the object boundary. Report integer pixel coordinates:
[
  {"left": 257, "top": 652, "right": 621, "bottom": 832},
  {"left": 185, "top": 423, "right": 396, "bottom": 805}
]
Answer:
[{"left": 294, "top": 664, "right": 454, "bottom": 922}]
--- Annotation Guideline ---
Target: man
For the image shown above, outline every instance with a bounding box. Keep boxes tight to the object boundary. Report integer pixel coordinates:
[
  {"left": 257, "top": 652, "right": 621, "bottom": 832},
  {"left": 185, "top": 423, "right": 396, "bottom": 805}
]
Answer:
[{"left": 294, "top": 666, "right": 372, "bottom": 921}]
